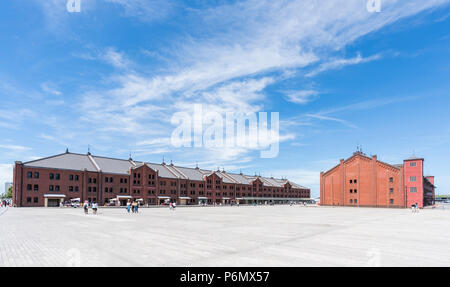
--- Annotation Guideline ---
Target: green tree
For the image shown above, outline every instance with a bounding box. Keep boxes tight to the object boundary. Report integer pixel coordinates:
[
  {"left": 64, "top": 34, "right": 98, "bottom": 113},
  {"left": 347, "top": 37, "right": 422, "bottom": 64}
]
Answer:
[{"left": 5, "top": 186, "right": 12, "bottom": 198}]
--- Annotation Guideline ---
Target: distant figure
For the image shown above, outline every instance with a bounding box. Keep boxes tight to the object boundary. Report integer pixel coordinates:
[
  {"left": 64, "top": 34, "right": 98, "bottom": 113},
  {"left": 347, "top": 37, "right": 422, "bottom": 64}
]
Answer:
[
  {"left": 83, "top": 200, "right": 89, "bottom": 215},
  {"left": 169, "top": 202, "right": 173, "bottom": 211},
  {"left": 126, "top": 200, "right": 131, "bottom": 213},
  {"left": 173, "top": 202, "right": 177, "bottom": 210},
  {"left": 92, "top": 202, "right": 98, "bottom": 215},
  {"left": 415, "top": 203, "right": 419, "bottom": 213},
  {"left": 131, "top": 201, "right": 138, "bottom": 213}
]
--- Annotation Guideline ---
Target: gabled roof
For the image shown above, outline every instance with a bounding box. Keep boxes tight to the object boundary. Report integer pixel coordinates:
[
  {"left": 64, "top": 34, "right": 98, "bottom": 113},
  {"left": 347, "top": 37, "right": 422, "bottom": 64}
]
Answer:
[
  {"left": 91, "top": 156, "right": 134, "bottom": 174},
  {"left": 226, "top": 173, "right": 253, "bottom": 185},
  {"left": 20, "top": 152, "right": 309, "bottom": 189},
  {"left": 323, "top": 152, "right": 401, "bottom": 176},
  {"left": 145, "top": 163, "right": 178, "bottom": 179},
  {"left": 23, "top": 153, "right": 98, "bottom": 172}
]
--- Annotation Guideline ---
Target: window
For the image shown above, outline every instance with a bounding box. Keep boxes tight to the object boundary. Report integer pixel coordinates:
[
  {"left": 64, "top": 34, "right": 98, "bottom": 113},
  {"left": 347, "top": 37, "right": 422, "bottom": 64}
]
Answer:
[
  {"left": 50, "top": 173, "right": 54, "bottom": 180},
  {"left": 354, "top": 189, "right": 358, "bottom": 194},
  {"left": 69, "top": 175, "right": 74, "bottom": 181},
  {"left": 75, "top": 175, "right": 79, "bottom": 181},
  {"left": 49, "top": 185, "right": 54, "bottom": 191},
  {"left": 55, "top": 185, "right": 60, "bottom": 191},
  {"left": 390, "top": 188, "right": 394, "bottom": 193},
  {"left": 69, "top": 186, "right": 74, "bottom": 192},
  {"left": 389, "top": 177, "right": 394, "bottom": 183},
  {"left": 88, "top": 178, "right": 92, "bottom": 183},
  {"left": 354, "top": 179, "right": 357, "bottom": 184},
  {"left": 120, "top": 178, "right": 123, "bottom": 183},
  {"left": 93, "top": 178, "right": 97, "bottom": 183},
  {"left": 410, "top": 187, "right": 417, "bottom": 193},
  {"left": 105, "top": 177, "right": 109, "bottom": 183},
  {"left": 27, "top": 184, "right": 32, "bottom": 191},
  {"left": 410, "top": 176, "right": 417, "bottom": 182},
  {"left": 354, "top": 199, "right": 357, "bottom": 204},
  {"left": 349, "top": 180, "right": 353, "bottom": 184},
  {"left": 34, "top": 172, "right": 39, "bottom": 179},
  {"left": 34, "top": 184, "right": 39, "bottom": 191},
  {"left": 390, "top": 199, "right": 394, "bottom": 204},
  {"left": 110, "top": 177, "right": 113, "bottom": 183},
  {"left": 350, "top": 189, "right": 353, "bottom": 194},
  {"left": 75, "top": 186, "right": 79, "bottom": 192},
  {"left": 27, "top": 197, "right": 32, "bottom": 203},
  {"left": 105, "top": 187, "right": 108, "bottom": 193},
  {"left": 410, "top": 162, "right": 417, "bottom": 167},
  {"left": 34, "top": 197, "right": 38, "bottom": 203},
  {"left": 55, "top": 174, "right": 60, "bottom": 180},
  {"left": 350, "top": 199, "right": 353, "bottom": 204},
  {"left": 27, "top": 172, "right": 32, "bottom": 178}
]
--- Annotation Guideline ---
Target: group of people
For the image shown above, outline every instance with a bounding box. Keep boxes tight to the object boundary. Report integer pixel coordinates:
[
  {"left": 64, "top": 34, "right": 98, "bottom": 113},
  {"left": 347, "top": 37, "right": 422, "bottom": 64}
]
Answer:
[
  {"left": 126, "top": 200, "right": 140, "bottom": 213},
  {"left": 1, "top": 200, "right": 10, "bottom": 208},
  {"left": 83, "top": 200, "right": 98, "bottom": 215},
  {"left": 169, "top": 201, "right": 177, "bottom": 211}
]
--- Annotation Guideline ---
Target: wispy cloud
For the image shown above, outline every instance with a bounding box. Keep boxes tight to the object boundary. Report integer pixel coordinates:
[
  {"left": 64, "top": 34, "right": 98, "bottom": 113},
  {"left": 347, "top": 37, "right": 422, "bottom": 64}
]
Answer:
[
  {"left": 0, "top": 145, "right": 32, "bottom": 152},
  {"left": 306, "top": 53, "right": 382, "bottom": 77},
  {"left": 285, "top": 90, "right": 320, "bottom": 104}
]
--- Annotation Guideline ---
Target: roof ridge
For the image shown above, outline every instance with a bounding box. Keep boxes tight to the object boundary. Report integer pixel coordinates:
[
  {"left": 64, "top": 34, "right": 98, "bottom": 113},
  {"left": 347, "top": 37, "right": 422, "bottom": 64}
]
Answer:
[
  {"left": 87, "top": 154, "right": 101, "bottom": 172},
  {"left": 22, "top": 152, "right": 73, "bottom": 165},
  {"left": 168, "top": 165, "right": 188, "bottom": 179}
]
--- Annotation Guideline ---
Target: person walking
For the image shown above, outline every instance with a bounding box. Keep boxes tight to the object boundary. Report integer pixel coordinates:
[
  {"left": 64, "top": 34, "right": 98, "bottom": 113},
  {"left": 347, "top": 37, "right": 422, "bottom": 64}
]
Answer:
[
  {"left": 92, "top": 201, "right": 98, "bottom": 215},
  {"left": 126, "top": 200, "right": 131, "bottom": 213},
  {"left": 131, "top": 201, "right": 137, "bottom": 213},
  {"left": 83, "top": 200, "right": 89, "bottom": 215},
  {"left": 173, "top": 202, "right": 177, "bottom": 210},
  {"left": 169, "top": 202, "right": 173, "bottom": 211}
]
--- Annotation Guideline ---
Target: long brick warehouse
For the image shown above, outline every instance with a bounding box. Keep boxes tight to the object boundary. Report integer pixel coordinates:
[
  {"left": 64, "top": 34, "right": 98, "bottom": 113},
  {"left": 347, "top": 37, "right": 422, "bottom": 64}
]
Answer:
[{"left": 12, "top": 150, "right": 311, "bottom": 207}]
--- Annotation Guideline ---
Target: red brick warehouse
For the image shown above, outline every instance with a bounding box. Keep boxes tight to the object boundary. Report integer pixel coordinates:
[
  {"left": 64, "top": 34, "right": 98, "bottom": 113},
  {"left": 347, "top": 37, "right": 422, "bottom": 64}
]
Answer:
[
  {"left": 12, "top": 150, "right": 311, "bottom": 207},
  {"left": 320, "top": 151, "right": 435, "bottom": 208}
]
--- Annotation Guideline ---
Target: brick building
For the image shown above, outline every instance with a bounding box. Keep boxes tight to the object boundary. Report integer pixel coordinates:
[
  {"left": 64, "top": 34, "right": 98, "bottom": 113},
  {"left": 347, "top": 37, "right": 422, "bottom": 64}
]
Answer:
[
  {"left": 13, "top": 151, "right": 310, "bottom": 207},
  {"left": 320, "top": 151, "right": 435, "bottom": 208}
]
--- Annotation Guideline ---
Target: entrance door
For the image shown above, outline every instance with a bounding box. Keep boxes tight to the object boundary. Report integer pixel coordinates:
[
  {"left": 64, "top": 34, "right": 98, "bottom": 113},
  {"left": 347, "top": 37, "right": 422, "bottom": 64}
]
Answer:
[{"left": 47, "top": 199, "right": 60, "bottom": 207}]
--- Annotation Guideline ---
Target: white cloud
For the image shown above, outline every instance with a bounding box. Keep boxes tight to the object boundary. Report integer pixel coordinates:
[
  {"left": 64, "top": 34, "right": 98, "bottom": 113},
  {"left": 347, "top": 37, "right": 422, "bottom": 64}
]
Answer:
[
  {"left": 306, "top": 53, "right": 382, "bottom": 77},
  {"left": 0, "top": 145, "right": 32, "bottom": 152},
  {"left": 285, "top": 90, "right": 319, "bottom": 104},
  {"left": 41, "top": 82, "right": 62, "bottom": 96},
  {"left": 72, "top": 0, "right": 450, "bottom": 165},
  {"left": 105, "top": 0, "right": 173, "bottom": 22}
]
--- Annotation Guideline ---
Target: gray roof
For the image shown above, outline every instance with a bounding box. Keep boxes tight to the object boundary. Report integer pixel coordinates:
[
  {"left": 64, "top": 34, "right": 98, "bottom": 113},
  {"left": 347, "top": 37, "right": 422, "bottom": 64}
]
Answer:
[
  {"left": 92, "top": 156, "right": 134, "bottom": 174},
  {"left": 171, "top": 166, "right": 204, "bottom": 181},
  {"left": 22, "top": 152, "right": 309, "bottom": 189},
  {"left": 145, "top": 163, "right": 178, "bottom": 179},
  {"left": 226, "top": 173, "right": 253, "bottom": 185},
  {"left": 23, "top": 153, "right": 98, "bottom": 172}
]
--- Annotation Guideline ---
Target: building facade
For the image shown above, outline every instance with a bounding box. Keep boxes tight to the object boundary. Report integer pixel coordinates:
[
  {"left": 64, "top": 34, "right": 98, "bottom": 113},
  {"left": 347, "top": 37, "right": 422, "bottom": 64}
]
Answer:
[
  {"left": 13, "top": 151, "right": 310, "bottom": 207},
  {"left": 320, "top": 152, "right": 435, "bottom": 208}
]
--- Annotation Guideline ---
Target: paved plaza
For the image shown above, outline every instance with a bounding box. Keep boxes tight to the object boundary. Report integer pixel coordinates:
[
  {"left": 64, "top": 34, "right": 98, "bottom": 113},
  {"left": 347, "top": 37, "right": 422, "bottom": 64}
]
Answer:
[{"left": 1, "top": 205, "right": 449, "bottom": 267}]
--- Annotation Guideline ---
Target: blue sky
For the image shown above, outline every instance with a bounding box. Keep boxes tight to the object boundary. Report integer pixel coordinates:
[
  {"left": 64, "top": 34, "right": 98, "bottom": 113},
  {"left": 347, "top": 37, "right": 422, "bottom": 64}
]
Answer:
[{"left": 1, "top": 0, "right": 450, "bottom": 197}]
